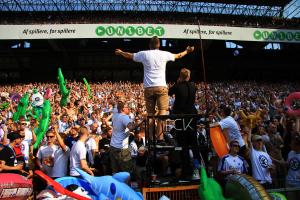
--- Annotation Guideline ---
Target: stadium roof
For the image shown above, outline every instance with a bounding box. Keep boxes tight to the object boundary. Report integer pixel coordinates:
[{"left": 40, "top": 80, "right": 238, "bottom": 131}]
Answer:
[
  {"left": 167, "top": 0, "right": 292, "bottom": 7},
  {"left": 0, "top": 0, "right": 295, "bottom": 17}
]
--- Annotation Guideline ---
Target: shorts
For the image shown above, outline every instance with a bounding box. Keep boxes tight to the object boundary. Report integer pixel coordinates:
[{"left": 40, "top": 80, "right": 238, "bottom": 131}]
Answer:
[
  {"left": 144, "top": 86, "right": 169, "bottom": 115},
  {"left": 109, "top": 146, "right": 133, "bottom": 174}
]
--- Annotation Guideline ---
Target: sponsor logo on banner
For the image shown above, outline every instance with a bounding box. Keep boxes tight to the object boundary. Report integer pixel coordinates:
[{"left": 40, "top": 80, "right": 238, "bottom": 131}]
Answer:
[
  {"left": 253, "top": 30, "right": 300, "bottom": 42},
  {"left": 95, "top": 25, "right": 165, "bottom": 37}
]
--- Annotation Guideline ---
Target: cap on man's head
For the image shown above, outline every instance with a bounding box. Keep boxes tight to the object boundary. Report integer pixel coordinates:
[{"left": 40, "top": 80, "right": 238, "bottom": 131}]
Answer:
[
  {"left": 252, "top": 134, "right": 263, "bottom": 141},
  {"left": 7, "top": 132, "right": 22, "bottom": 142}
]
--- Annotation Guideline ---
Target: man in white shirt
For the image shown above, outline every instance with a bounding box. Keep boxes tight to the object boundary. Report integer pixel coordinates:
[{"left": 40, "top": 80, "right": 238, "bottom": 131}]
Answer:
[
  {"left": 286, "top": 135, "right": 300, "bottom": 187},
  {"left": 210, "top": 105, "right": 246, "bottom": 157},
  {"left": 85, "top": 135, "right": 97, "bottom": 167},
  {"left": 110, "top": 100, "right": 138, "bottom": 174},
  {"left": 286, "top": 134, "right": 300, "bottom": 200},
  {"left": 18, "top": 120, "right": 36, "bottom": 168},
  {"left": 37, "top": 125, "right": 69, "bottom": 178},
  {"left": 58, "top": 114, "right": 70, "bottom": 134},
  {"left": 69, "top": 127, "right": 94, "bottom": 177},
  {"left": 115, "top": 36, "right": 194, "bottom": 142},
  {"left": 249, "top": 134, "right": 274, "bottom": 188}
]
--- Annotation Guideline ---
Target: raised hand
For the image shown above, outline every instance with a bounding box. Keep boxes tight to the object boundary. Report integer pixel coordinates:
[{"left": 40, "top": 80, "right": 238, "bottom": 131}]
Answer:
[
  {"left": 115, "top": 49, "right": 123, "bottom": 56},
  {"left": 186, "top": 46, "right": 194, "bottom": 53}
]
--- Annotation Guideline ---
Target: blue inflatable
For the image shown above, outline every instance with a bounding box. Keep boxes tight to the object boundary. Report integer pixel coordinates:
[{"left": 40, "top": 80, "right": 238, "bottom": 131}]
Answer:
[
  {"left": 75, "top": 168, "right": 144, "bottom": 200},
  {"left": 55, "top": 177, "right": 99, "bottom": 199}
]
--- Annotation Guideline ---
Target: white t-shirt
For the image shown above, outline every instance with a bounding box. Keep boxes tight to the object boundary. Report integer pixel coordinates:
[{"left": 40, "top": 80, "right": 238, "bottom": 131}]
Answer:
[
  {"left": 219, "top": 116, "right": 245, "bottom": 147},
  {"left": 218, "top": 154, "right": 248, "bottom": 175},
  {"left": 70, "top": 140, "right": 87, "bottom": 176},
  {"left": 85, "top": 137, "right": 97, "bottom": 166},
  {"left": 129, "top": 140, "right": 138, "bottom": 157},
  {"left": 37, "top": 144, "right": 70, "bottom": 178},
  {"left": 21, "top": 140, "right": 30, "bottom": 165},
  {"left": 24, "top": 128, "right": 32, "bottom": 143},
  {"left": 286, "top": 151, "right": 300, "bottom": 187},
  {"left": 133, "top": 49, "right": 175, "bottom": 88},
  {"left": 110, "top": 112, "right": 131, "bottom": 149},
  {"left": 250, "top": 146, "right": 272, "bottom": 184},
  {"left": 0, "top": 128, "right": 4, "bottom": 141},
  {"left": 21, "top": 128, "right": 32, "bottom": 165}
]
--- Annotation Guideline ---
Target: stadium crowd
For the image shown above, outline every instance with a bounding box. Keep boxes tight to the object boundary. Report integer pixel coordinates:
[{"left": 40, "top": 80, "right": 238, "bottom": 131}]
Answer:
[
  {"left": 0, "top": 80, "right": 300, "bottom": 196},
  {"left": 1, "top": 11, "right": 299, "bottom": 29}
]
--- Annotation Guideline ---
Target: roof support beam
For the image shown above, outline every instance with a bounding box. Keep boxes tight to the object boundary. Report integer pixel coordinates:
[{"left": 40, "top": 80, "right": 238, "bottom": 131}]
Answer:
[
  {"left": 220, "top": 3, "right": 228, "bottom": 14},
  {"left": 230, "top": 4, "right": 238, "bottom": 14},
  {"left": 80, "top": 0, "right": 89, "bottom": 11},
  {"left": 50, "top": 0, "right": 61, "bottom": 11},
  {"left": 37, "top": 0, "right": 48, "bottom": 11},
  {"left": 1, "top": 1, "right": 12, "bottom": 11},
  {"left": 291, "top": 8, "right": 300, "bottom": 18},
  {"left": 25, "top": 0, "right": 36, "bottom": 11},
  {"left": 285, "top": 5, "right": 300, "bottom": 18},
  {"left": 0, "top": 0, "right": 293, "bottom": 18},
  {"left": 13, "top": 0, "right": 23, "bottom": 11}
]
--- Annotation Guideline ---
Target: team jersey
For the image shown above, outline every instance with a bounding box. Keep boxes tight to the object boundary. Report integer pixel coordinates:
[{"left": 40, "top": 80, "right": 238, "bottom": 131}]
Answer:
[
  {"left": 286, "top": 150, "right": 300, "bottom": 187},
  {"left": 250, "top": 146, "right": 272, "bottom": 184},
  {"left": 218, "top": 154, "right": 248, "bottom": 176}
]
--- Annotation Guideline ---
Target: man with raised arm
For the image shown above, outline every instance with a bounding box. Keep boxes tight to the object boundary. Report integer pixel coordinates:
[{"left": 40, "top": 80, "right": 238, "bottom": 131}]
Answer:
[
  {"left": 210, "top": 105, "right": 246, "bottom": 157},
  {"left": 37, "top": 125, "right": 69, "bottom": 179},
  {"left": 115, "top": 36, "right": 194, "bottom": 144}
]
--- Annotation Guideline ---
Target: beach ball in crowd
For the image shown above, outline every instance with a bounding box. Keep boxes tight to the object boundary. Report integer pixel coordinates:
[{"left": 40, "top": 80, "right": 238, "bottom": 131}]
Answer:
[{"left": 31, "top": 89, "right": 44, "bottom": 107}]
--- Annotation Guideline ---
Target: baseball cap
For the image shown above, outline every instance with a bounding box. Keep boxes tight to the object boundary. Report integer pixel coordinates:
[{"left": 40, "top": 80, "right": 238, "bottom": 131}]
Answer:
[{"left": 252, "top": 134, "right": 263, "bottom": 141}]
